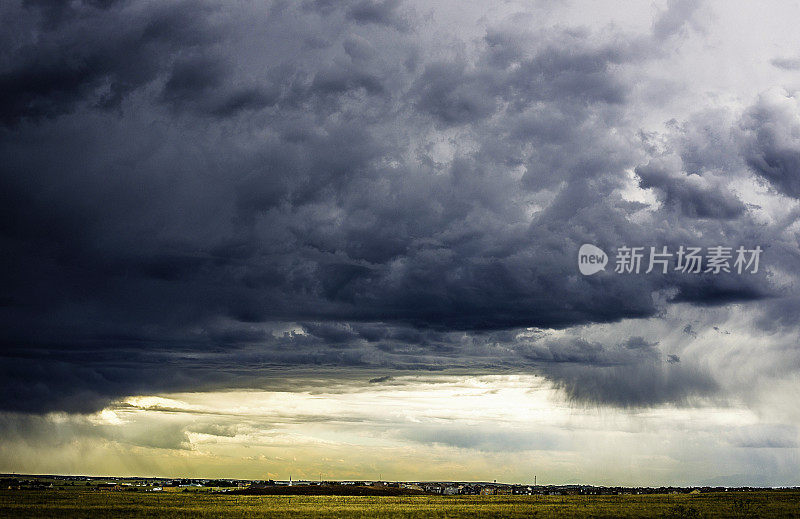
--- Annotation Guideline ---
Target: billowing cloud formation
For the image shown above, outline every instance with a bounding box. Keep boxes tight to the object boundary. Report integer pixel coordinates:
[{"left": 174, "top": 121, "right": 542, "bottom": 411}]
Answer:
[
  {"left": 1, "top": 0, "right": 799, "bottom": 416},
  {"left": 635, "top": 155, "right": 746, "bottom": 219},
  {"left": 741, "top": 91, "right": 800, "bottom": 198}
]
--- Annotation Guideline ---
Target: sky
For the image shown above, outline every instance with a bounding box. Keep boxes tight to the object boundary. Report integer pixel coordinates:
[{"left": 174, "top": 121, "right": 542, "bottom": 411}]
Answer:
[{"left": 1, "top": 0, "right": 800, "bottom": 486}]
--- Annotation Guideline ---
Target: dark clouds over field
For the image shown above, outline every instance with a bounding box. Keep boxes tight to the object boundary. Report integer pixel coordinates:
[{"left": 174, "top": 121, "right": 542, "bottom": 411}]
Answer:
[{"left": 2, "top": 0, "right": 800, "bottom": 414}]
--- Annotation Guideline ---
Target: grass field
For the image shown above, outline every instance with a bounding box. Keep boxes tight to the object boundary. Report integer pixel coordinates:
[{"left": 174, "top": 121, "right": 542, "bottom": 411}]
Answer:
[{"left": 1, "top": 489, "right": 799, "bottom": 518}]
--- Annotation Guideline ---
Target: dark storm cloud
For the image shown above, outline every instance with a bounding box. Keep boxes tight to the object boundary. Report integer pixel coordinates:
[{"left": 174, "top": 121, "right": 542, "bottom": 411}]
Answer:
[
  {"left": 549, "top": 361, "right": 717, "bottom": 407},
  {"left": 0, "top": 0, "right": 790, "bottom": 413},
  {"left": 669, "top": 275, "right": 769, "bottom": 306},
  {"left": 740, "top": 92, "right": 800, "bottom": 198},
  {"left": 346, "top": 0, "right": 408, "bottom": 29},
  {"left": 20, "top": 0, "right": 125, "bottom": 31},
  {"left": 299, "top": 326, "right": 719, "bottom": 407},
  {"left": 413, "top": 62, "right": 497, "bottom": 125},
  {"left": 161, "top": 55, "right": 226, "bottom": 105},
  {"left": 513, "top": 336, "right": 717, "bottom": 406},
  {"left": 1, "top": 316, "right": 720, "bottom": 412},
  {"left": 0, "top": 0, "right": 220, "bottom": 125},
  {"left": 635, "top": 157, "right": 746, "bottom": 219}
]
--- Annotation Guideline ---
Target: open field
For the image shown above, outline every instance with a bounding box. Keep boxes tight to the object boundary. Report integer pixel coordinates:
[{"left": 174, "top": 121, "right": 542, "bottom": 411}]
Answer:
[{"left": 1, "top": 489, "right": 799, "bottom": 518}]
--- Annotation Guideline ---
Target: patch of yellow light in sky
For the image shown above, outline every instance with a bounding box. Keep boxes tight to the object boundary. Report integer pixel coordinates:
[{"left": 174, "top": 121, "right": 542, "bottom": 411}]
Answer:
[
  {"left": 90, "top": 409, "right": 125, "bottom": 425},
  {"left": 120, "top": 375, "right": 568, "bottom": 425},
  {"left": 116, "top": 375, "right": 754, "bottom": 431},
  {"left": 0, "top": 374, "right": 785, "bottom": 485},
  {"left": 124, "top": 395, "right": 204, "bottom": 412}
]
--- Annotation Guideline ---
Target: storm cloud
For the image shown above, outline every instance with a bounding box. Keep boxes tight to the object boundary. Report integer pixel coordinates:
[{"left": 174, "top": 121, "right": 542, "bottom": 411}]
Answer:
[{"left": 1, "top": 0, "right": 799, "bottom": 416}]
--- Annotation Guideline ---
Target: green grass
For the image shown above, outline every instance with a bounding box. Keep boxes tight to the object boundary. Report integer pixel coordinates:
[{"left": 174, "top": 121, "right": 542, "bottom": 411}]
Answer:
[{"left": 1, "top": 489, "right": 799, "bottom": 518}]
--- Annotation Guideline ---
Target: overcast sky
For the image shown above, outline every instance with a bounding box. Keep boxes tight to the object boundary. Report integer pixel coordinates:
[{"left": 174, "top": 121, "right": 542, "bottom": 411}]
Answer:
[{"left": 1, "top": 0, "right": 800, "bottom": 485}]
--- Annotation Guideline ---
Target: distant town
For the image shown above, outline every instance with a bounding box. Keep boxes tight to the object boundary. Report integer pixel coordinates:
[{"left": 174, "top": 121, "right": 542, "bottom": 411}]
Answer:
[{"left": 3, "top": 474, "right": 797, "bottom": 497}]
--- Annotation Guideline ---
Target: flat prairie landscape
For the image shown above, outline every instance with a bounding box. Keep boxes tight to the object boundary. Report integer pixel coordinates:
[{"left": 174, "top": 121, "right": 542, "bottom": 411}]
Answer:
[{"left": 1, "top": 489, "right": 799, "bottom": 518}]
